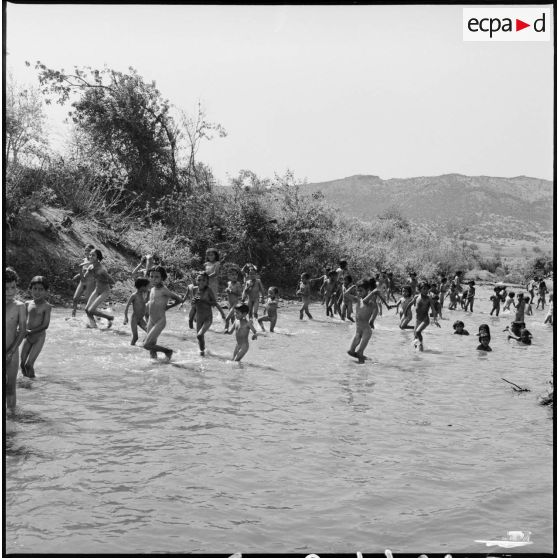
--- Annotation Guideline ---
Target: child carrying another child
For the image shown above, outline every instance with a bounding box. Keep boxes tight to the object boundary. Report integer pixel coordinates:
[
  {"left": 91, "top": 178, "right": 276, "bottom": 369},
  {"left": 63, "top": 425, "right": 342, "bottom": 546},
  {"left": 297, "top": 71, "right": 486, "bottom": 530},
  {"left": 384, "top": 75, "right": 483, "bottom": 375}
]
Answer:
[
  {"left": 143, "top": 266, "right": 183, "bottom": 361},
  {"left": 193, "top": 272, "right": 227, "bottom": 356},
  {"left": 20, "top": 276, "right": 52, "bottom": 378},
  {"left": 228, "top": 303, "right": 258, "bottom": 361},
  {"left": 258, "top": 287, "right": 279, "bottom": 332},
  {"left": 123, "top": 277, "right": 150, "bottom": 345},
  {"left": 5, "top": 267, "right": 27, "bottom": 411}
]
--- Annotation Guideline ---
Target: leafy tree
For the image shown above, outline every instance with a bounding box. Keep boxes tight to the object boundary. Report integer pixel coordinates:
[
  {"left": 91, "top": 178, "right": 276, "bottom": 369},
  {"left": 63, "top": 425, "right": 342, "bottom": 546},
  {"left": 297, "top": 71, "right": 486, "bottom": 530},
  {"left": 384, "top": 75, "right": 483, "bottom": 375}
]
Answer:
[
  {"left": 5, "top": 74, "right": 48, "bottom": 167},
  {"left": 32, "top": 62, "right": 178, "bottom": 200}
]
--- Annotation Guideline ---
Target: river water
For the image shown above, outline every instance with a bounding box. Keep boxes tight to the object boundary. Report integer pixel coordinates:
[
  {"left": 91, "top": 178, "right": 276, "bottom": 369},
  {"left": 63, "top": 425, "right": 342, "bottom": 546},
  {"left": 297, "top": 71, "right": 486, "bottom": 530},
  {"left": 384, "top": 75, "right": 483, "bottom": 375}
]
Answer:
[{"left": 5, "top": 287, "right": 553, "bottom": 553}]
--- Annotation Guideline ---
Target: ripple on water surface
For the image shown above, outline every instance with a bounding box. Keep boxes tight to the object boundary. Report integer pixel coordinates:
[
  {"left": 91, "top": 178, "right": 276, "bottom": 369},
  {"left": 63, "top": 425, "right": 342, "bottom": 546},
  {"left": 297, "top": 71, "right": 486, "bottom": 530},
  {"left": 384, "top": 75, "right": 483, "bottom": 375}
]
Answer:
[{"left": 6, "top": 291, "right": 553, "bottom": 553}]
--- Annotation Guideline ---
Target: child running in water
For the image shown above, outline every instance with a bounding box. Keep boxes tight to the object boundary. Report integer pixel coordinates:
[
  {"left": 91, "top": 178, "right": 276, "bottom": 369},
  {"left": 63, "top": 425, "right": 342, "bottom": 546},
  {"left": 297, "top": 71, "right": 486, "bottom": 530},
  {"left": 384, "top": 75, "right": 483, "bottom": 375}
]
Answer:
[
  {"left": 367, "top": 277, "right": 389, "bottom": 329},
  {"left": 297, "top": 273, "right": 313, "bottom": 320},
  {"left": 229, "top": 303, "right": 258, "bottom": 361},
  {"left": 84, "top": 249, "right": 115, "bottom": 328},
  {"left": 5, "top": 267, "right": 27, "bottom": 411},
  {"left": 544, "top": 294, "right": 553, "bottom": 325},
  {"left": 339, "top": 275, "right": 356, "bottom": 322},
  {"left": 143, "top": 266, "right": 183, "bottom": 361},
  {"left": 390, "top": 286, "right": 415, "bottom": 330},
  {"left": 72, "top": 243, "right": 95, "bottom": 317},
  {"left": 413, "top": 282, "right": 440, "bottom": 351},
  {"left": 258, "top": 287, "right": 279, "bottom": 332},
  {"left": 193, "top": 272, "right": 226, "bottom": 356},
  {"left": 345, "top": 279, "right": 377, "bottom": 363},
  {"left": 242, "top": 266, "right": 265, "bottom": 319},
  {"left": 20, "top": 276, "right": 52, "bottom": 378},
  {"left": 447, "top": 283, "right": 459, "bottom": 310},
  {"left": 123, "top": 277, "right": 150, "bottom": 345},
  {"left": 224, "top": 269, "right": 243, "bottom": 333}
]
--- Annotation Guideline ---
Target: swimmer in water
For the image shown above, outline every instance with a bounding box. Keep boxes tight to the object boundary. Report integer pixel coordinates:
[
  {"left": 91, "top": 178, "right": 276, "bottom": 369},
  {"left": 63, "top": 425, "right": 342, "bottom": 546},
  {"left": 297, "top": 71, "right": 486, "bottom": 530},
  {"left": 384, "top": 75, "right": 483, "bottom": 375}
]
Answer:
[
  {"left": 143, "top": 266, "right": 183, "bottom": 361},
  {"left": 20, "top": 276, "right": 52, "bottom": 378},
  {"left": 228, "top": 303, "right": 258, "bottom": 361},
  {"left": 452, "top": 320, "right": 469, "bottom": 335}
]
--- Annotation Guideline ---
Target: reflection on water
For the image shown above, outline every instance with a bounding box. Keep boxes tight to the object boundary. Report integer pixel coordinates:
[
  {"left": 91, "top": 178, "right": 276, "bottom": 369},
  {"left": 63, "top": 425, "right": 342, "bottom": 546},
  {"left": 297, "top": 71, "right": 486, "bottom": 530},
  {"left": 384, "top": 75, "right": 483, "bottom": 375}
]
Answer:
[{"left": 5, "top": 288, "right": 554, "bottom": 553}]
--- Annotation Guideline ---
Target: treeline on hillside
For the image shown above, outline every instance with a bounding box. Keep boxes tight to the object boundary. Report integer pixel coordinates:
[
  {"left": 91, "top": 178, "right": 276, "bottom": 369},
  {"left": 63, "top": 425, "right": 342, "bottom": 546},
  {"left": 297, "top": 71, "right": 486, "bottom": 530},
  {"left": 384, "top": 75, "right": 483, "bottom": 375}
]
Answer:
[{"left": 5, "top": 64, "right": 551, "bottom": 294}]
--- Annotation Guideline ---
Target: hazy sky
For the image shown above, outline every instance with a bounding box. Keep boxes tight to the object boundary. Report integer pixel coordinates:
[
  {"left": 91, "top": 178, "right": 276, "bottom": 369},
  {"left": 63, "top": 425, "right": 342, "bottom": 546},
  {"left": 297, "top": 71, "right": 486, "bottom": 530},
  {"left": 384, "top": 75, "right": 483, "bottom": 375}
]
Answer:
[{"left": 6, "top": 4, "right": 554, "bottom": 183}]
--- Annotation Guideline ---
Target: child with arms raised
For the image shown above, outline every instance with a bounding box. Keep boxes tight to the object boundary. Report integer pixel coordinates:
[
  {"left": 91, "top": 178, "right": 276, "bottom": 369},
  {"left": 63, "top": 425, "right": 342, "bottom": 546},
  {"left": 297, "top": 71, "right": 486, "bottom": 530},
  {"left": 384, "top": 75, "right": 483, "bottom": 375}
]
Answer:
[
  {"left": 143, "top": 266, "right": 183, "bottom": 361},
  {"left": 5, "top": 267, "right": 27, "bottom": 411},
  {"left": 20, "top": 276, "right": 52, "bottom": 378},
  {"left": 123, "top": 277, "right": 150, "bottom": 345}
]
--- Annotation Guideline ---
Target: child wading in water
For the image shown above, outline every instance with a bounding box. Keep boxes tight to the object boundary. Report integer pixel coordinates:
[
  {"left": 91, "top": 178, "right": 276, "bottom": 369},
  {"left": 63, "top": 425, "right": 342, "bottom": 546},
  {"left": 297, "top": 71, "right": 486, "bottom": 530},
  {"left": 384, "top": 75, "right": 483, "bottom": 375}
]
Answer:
[
  {"left": 5, "top": 267, "right": 27, "bottom": 411},
  {"left": 72, "top": 243, "right": 95, "bottom": 317},
  {"left": 297, "top": 273, "right": 313, "bottom": 320},
  {"left": 345, "top": 279, "right": 378, "bottom": 363},
  {"left": 84, "top": 249, "right": 115, "bottom": 328},
  {"left": 323, "top": 270, "right": 338, "bottom": 317},
  {"left": 144, "top": 266, "right": 183, "bottom": 361},
  {"left": 258, "top": 287, "right": 279, "bottom": 332},
  {"left": 242, "top": 266, "right": 265, "bottom": 319},
  {"left": 476, "top": 324, "right": 492, "bottom": 352},
  {"left": 193, "top": 272, "right": 226, "bottom": 356},
  {"left": 490, "top": 287, "right": 501, "bottom": 316},
  {"left": 339, "top": 275, "right": 356, "bottom": 322},
  {"left": 463, "top": 280, "right": 476, "bottom": 312},
  {"left": 228, "top": 303, "right": 258, "bottom": 361},
  {"left": 413, "top": 282, "right": 440, "bottom": 351},
  {"left": 20, "top": 276, "right": 52, "bottom": 378},
  {"left": 123, "top": 277, "right": 150, "bottom": 345},
  {"left": 224, "top": 269, "right": 243, "bottom": 333},
  {"left": 390, "top": 286, "right": 415, "bottom": 330}
]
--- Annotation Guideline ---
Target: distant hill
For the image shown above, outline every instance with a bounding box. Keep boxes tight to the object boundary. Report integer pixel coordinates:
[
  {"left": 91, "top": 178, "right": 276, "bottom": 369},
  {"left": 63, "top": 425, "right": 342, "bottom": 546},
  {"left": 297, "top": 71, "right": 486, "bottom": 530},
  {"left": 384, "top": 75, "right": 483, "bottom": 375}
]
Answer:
[{"left": 302, "top": 174, "right": 554, "bottom": 243}]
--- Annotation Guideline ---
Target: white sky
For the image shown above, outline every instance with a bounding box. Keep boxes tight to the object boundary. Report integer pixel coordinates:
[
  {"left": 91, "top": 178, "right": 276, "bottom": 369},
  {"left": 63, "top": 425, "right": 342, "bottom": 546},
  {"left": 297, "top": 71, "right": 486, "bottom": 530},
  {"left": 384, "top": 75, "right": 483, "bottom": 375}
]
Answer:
[{"left": 5, "top": 4, "right": 554, "bottom": 183}]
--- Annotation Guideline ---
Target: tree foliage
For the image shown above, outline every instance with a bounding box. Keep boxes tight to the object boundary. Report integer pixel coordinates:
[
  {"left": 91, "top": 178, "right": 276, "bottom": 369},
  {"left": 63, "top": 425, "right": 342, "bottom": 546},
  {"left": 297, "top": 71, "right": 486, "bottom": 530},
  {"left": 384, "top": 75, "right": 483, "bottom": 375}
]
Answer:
[{"left": 33, "top": 62, "right": 178, "bottom": 200}]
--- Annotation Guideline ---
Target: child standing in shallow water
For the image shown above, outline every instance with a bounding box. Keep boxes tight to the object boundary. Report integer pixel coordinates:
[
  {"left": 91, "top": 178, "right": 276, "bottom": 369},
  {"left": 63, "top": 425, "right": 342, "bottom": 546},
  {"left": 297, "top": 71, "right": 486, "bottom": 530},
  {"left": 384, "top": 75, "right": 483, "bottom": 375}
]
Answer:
[
  {"left": 143, "top": 266, "right": 183, "bottom": 361},
  {"left": 20, "top": 276, "right": 52, "bottom": 378},
  {"left": 5, "top": 267, "right": 27, "bottom": 411},
  {"left": 413, "top": 282, "right": 440, "bottom": 351},
  {"left": 193, "top": 272, "right": 226, "bottom": 356},
  {"left": 297, "top": 273, "right": 313, "bottom": 320},
  {"left": 123, "top": 277, "right": 150, "bottom": 345},
  {"left": 224, "top": 270, "right": 243, "bottom": 333},
  {"left": 242, "top": 267, "right": 265, "bottom": 319},
  {"left": 229, "top": 303, "right": 258, "bottom": 361},
  {"left": 258, "top": 287, "right": 279, "bottom": 332}
]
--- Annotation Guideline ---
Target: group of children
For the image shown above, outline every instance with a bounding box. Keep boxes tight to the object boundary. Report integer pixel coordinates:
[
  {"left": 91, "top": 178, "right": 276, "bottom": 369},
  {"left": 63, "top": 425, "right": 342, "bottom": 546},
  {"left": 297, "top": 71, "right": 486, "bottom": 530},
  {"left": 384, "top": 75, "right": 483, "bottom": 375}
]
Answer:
[{"left": 4, "top": 246, "right": 553, "bottom": 410}]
